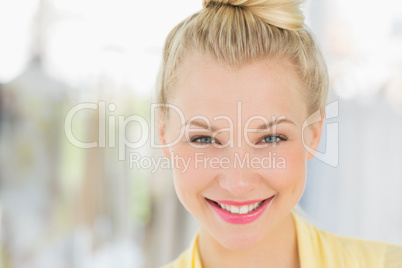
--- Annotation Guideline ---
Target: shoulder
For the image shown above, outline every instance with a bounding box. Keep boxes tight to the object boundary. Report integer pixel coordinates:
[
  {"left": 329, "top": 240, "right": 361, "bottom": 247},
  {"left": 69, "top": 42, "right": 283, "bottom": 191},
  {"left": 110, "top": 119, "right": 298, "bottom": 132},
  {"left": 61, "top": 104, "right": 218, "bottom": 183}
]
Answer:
[
  {"left": 160, "top": 234, "right": 201, "bottom": 268},
  {"left": 294, "top": 213, "right": 402, "bottom": 268},
  {"left": 332, "top": 233, "right": 402, "bottom": 268},
  {"left": 293, "top": 213, "right": 402, "bottom": 267},
  {"left": 160, "top": 250, "right": 190, "bottom": 268}
]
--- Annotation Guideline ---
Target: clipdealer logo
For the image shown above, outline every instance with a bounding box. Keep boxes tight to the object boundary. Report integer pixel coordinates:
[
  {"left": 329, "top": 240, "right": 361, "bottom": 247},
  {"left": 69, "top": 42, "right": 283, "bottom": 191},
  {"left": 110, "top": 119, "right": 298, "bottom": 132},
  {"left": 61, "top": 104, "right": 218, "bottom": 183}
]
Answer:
[{"left": 64, "top": 100, "right": 339, "bottom": 167}]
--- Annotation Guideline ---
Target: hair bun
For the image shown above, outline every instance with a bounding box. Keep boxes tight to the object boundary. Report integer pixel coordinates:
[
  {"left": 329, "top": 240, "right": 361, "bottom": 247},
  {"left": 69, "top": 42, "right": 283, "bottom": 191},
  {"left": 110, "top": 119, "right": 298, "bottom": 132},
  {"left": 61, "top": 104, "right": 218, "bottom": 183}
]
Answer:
[
  {"left": 202, "top": 0, "right": 305, "bottom": 31},
  {"left": 202, "top": 0, "right": 241, "bottom": 8}
]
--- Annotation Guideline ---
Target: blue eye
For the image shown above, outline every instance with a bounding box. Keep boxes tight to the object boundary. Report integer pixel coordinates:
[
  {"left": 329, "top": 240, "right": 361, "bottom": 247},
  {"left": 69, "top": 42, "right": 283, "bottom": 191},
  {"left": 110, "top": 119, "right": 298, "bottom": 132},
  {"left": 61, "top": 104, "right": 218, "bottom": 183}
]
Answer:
[
  {"left": 191, "top": 136, "right": 215, "bottom": 144},
  {"left": 261, "top": 135, "right": 287, "bottom": 144}
]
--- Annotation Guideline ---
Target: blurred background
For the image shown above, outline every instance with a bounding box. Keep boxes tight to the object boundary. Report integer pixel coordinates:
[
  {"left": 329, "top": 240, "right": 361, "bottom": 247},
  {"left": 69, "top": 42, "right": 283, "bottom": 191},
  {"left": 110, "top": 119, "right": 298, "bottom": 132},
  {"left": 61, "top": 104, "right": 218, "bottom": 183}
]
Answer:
[{"left": 0, "top": 0, "right": 401, "bottom": 267}]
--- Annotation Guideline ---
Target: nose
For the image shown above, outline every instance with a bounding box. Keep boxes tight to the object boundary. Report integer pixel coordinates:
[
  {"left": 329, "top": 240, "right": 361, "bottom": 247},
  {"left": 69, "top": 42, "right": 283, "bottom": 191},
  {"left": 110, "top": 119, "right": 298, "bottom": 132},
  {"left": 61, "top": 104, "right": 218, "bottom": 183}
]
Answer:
[{"left": 217, "top": 152, "right": 261, "bottom": 197}]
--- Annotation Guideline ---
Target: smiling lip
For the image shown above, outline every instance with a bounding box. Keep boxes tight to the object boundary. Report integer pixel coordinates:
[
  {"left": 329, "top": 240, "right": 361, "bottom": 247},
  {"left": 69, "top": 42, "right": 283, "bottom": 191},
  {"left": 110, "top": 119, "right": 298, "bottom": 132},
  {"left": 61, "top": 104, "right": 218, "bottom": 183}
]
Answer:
[
  {"left": 207, "top": 196, "right": 274, "bottom": 224},
  {"left": 212, "top": 199, "right": 266, "bottom": 206}
]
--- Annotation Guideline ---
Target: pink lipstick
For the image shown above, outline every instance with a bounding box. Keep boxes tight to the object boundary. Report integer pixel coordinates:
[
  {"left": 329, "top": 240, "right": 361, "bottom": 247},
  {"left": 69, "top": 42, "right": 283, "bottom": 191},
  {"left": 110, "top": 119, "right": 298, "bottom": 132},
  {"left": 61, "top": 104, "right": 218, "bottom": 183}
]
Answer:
[{"left": 207, "top": 196, "right": 274, "bottom": 224}]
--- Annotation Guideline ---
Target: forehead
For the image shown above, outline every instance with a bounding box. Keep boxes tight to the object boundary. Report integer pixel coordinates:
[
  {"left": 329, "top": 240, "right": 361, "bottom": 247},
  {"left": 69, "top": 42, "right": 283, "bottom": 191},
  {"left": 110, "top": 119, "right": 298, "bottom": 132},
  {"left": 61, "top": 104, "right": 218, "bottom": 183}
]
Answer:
[{"left": 170, "top": 53, "right": 307, "bottom": 123}]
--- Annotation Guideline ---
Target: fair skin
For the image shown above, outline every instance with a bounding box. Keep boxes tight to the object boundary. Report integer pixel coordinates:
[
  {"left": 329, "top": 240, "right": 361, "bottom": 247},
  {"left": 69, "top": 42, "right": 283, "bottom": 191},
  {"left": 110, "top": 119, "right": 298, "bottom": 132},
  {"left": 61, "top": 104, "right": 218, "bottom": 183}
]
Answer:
[{"left": 159, "top": 53, "right": 323, "bottom": 268}]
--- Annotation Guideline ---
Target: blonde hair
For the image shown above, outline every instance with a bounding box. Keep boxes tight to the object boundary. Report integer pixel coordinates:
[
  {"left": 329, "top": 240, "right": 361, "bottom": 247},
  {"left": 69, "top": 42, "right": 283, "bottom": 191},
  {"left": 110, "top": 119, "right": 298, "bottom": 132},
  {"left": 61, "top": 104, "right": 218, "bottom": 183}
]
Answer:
[{"left": 157, "top": 0, "right": 328, "bottom": 115}]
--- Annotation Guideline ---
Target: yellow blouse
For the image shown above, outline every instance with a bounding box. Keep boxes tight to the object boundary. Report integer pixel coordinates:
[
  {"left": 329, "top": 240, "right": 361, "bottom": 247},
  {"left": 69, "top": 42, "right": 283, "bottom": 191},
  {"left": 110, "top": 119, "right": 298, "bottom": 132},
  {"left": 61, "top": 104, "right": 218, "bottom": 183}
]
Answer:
[{"left": 161, "top": 213, "right": 402, "bottom": 268}]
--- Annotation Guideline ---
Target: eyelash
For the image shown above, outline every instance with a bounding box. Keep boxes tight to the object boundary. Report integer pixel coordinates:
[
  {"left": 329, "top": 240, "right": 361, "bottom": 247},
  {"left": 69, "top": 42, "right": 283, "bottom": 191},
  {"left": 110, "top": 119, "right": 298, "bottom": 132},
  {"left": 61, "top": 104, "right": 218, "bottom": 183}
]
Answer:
[
  {"left": 189, "top": 134, "right": 288, "bottom": 145},
  {"left": 258, "top": 134, "right": 288, "bottom": 144},
  {"left": 190, "top": 136, "right": 219, "bottom": 145}
]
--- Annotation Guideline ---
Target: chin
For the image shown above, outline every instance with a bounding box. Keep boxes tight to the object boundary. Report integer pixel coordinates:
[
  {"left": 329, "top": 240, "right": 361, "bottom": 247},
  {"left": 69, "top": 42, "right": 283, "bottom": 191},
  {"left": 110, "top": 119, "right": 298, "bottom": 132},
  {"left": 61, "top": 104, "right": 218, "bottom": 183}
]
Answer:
[{"left": 216, "top": 228, "right": 264, "bottom": 251}]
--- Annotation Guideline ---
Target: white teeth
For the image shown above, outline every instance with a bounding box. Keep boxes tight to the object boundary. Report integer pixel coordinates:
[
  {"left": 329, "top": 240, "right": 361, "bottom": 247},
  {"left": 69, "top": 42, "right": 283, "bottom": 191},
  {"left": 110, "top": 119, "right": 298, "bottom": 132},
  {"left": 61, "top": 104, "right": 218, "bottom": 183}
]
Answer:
[
  {"left": 230, "top": 206, "right": 240, "bottom": 214},
  {"left": 216, "top": 201, "right": 264, "bottom": 215},
  {"left": 239, "top": 205, "right": 248, "bottom": 214}
]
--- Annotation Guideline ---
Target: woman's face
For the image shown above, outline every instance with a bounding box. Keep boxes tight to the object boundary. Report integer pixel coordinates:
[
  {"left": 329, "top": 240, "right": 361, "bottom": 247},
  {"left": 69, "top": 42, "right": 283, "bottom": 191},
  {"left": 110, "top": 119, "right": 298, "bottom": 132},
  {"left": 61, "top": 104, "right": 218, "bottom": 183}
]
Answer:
[{"left": 159, "top": 53, "right": 322, "bottom": 250}]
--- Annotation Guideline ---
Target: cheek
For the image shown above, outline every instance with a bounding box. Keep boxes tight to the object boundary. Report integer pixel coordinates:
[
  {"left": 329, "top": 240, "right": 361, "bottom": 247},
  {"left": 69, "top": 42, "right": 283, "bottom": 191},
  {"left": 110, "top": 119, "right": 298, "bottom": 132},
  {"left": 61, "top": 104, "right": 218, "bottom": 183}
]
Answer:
[
  {"left": 170, "top": 147, "right": 216, "bottom": 210},
  {"left": 284, "top": 151, "right": 306, "bottom": 195},
  {"left": 262, "top": 143, "right": 307, "bottom": 196}
]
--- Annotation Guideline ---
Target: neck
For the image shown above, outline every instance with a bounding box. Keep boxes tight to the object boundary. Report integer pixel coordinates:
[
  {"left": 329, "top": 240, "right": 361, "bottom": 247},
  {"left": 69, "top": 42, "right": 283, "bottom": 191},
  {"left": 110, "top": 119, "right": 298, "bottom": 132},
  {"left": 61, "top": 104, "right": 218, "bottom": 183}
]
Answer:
[{"left": 198, "top": 213, "right": 300, "bottom": 268}]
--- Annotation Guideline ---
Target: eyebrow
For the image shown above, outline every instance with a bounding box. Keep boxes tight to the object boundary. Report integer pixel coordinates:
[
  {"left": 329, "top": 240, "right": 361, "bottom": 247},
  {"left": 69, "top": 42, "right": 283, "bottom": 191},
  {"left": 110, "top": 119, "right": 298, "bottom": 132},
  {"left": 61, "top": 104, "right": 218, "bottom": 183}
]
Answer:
[
  {"left": 182, "top": 118, "right": 295, "bottom": 132},
  {"left": 182, "top": 120, "right": 217, "bottom": 132},
  {"left": 255, "top": 118, "right": 296, "bottom": 131}
]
